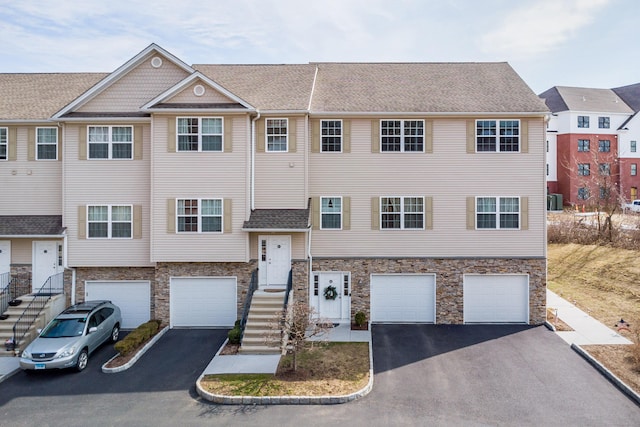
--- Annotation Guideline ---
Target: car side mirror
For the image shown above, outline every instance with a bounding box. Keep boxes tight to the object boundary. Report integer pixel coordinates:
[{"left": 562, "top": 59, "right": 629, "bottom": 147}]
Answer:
[{"left": 88, "top": 327, "right": 98, "bottom": 334}]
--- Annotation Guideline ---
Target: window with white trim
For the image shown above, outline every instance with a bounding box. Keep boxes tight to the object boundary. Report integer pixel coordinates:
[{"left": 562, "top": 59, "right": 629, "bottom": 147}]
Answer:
[
  {"left": 177, "top": 117, "right": 223, "bottom": 152},
  {"left": 87, "top": 205, "right": 132, "bottom": 238},
  {"left": 0, "top": 127, "right": 7, "bottom": 160},
  {"left": 381, "top": 120, "right": 424, "bottom": 152},
  {"left": 631, "top": 141, "right": 637, "bottom": 153},
  {"left": 266, "top": 118, "right": 288, "bottom": 152},
  {"left": 37, "top": 127, "right": 57, "bottom": 160},
  {"left": 380, "top": 197, "right": 424, "bottom": 229},
  {"left": 631, "top": 163, "right": 637, "bottom": 176},
  {"left": 321, "top": 120, "right": 342, "bottom": 152},
  {"left": 176, "top": 198, "right": 222, "bottom": 233},
  {"left": 578, "top": 163, "right": 590, "bottom": 176},
  {"left": 88, "top": 126, "right": 133, "bottom": 159},
  {"left": 476, "top": 120, "right": 519, "bottom": 152},
  {"left": 476, "top": 197, "right": 519, "bottom": 229},
  {"left": 320, "top": 197, "right": 342, "bottom": 229}
]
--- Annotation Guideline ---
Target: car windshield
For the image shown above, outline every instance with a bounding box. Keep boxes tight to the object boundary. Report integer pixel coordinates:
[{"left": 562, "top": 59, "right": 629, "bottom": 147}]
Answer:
[{"left": 40, "top": 318, "right": 86, "bottom": 338}]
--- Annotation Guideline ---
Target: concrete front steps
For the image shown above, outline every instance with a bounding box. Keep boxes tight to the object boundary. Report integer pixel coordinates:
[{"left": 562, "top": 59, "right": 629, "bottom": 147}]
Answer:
[
  {"left": 0, "top": 293, "right": 66, "bottom": 357},
  {"left": 239, "top": 290, "right": 286, "bottom": 355}
]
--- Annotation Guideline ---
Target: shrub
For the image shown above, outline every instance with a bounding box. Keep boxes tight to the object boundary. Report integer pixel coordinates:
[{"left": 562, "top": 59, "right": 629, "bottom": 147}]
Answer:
[
  {"left": 113, "top": 320, "right": 162, "bottom": 356},
  {"left": 354, "top": 311, "right": 367, "bottom": 327},
  {"left": 228, "top": 320, "right": 242, "bottom": 344}
]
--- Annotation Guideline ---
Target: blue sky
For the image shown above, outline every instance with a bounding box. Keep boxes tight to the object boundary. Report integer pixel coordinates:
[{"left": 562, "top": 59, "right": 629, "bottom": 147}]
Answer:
[{"left": 0, "top": 0, "right": 637, "bottom": 94}]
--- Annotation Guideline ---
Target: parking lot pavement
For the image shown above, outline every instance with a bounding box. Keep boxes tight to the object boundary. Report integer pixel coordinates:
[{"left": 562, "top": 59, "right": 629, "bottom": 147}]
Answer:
[{"left": 0, "top": 325, "right": 636, "bottom": 426}]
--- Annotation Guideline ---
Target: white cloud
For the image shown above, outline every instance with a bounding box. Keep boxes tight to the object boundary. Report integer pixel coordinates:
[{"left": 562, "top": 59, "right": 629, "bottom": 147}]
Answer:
[{"left": 479, "top": 0, "right": 611, "bottom": 59}]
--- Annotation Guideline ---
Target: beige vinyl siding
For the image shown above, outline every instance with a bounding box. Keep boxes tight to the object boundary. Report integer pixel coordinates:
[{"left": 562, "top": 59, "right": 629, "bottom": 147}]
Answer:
[
  {"left": 2, "top": 125, "right": 62, "bottom": 214},
  {"left": 64, "top": 123, "right": 152, "bottom": 267},
  {"left": 254, "top": 117, "right": 306, "bottom": 209},
  {"left": 166, "top": 82, "right": 236, "bottom": 104},
  {"left": 11, "top": 239, "right": 33, "bottom": 264},
  {"left": 77, "top": 56, "right": 189, "bottom": 112},
  {"left": 309, "top": 117, "right": 546, "bottom": 258},
  {"left": 151, "top": 115, "right": 249, "bottom": 262}
]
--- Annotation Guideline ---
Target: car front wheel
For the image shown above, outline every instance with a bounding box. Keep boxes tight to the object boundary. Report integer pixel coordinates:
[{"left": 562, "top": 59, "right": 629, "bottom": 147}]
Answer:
[
  {"left": 110, "top": 324, "right": 120, "bottom": 343},
  {"left": 75, "top": 349, "right": 88, "bottom": 372}
]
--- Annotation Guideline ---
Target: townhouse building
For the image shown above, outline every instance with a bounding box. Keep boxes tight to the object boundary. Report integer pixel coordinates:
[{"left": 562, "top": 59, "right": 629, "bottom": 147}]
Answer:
[
  {"left": 0, "top": 44, "right": 548, "bottom": 329},
  {"left": 540, "top": 84, "right": 640, "bottom": 206}
]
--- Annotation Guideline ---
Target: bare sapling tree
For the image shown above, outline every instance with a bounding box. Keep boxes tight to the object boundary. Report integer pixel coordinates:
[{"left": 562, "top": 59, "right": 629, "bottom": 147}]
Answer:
[
  {"left": 563, "top": 144, "right": 623, "bottom": 242},
  {"left": 266, "top": 301, "right": 331, "bottom": 372}
]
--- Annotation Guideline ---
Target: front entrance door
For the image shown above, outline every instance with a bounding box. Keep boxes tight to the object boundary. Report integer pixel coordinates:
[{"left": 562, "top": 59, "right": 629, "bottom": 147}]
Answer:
[
  {"left": 312, "top": 272, "right": 350, "bottom": 322},
  {"left": 318, "top": 272, "right": 343, "bottom": 320},
  {"left": 258, "top": 235, "right": 291, "bottom": 288},
  {"left": 32, "top": 241, "right": 60, "bottom": 292},
  {"left": 0, "top": 241, "right": 10, "bottom": 274}
]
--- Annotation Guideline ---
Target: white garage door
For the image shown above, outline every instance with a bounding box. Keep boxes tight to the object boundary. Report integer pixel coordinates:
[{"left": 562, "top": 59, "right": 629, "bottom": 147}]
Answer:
[
  {"left": 85, "top": 281, "right": 151, "bottom": 329},
  {"left": 370, "top": 274, "right": 435, "bottom": 323},
  {"left": 170, "top": 277, "right": 237, "bottom": 328},
  {"left": 463, "top": 275, "right": 529, "bottom": 324}
]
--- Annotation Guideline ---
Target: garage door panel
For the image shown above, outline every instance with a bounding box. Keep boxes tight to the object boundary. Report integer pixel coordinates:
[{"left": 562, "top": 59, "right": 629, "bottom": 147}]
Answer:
[
  {"left": 85, "top": 281, "right": 150, "bottom": 329},
  {"left": 170, "top": 277, "right": 236, "bottom": 328},
  {"left": 371, "top": 274, "right": 435, "bottom": 323},
  {"left": 464, "top": 275, "right": 529, "bottom": 324}
]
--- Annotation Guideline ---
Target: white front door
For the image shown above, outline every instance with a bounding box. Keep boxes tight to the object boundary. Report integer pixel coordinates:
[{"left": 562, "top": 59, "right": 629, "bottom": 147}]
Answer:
[
  {"left": 32, "top": 241, "right": 60, "bottom": 292},
  {"left": 258, "top": 235, "right": 291, "bottom": 288},
  {"left": 318, "top": 272, "right": 343, "bottom": 320},
  {"left": 311, "top": 272, "right": 350, "bottom": 322},
  {"left": 0, "top": 241, "right": 10, "bottom": 274}
]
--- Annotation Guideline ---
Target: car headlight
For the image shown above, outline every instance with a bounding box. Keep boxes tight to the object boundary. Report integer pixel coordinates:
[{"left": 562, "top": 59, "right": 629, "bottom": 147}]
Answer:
[
  {"left": 57, "top": 346, "right": 77, "bottom": 358},
  {"left": 21, "top": 349, "right": 31, "bottom": 359}
]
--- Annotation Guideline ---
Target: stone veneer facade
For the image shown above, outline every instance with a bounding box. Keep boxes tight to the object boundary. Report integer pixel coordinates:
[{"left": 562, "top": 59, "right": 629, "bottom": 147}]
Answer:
[
  {"left": 309, "top": 257, "right": 547, "bottom": 325},
  {"left": 154, "top": 261, "right": 257, "bottom": 324},
  {"left": 65, "top": 257, "right": 545, "bottom": 326}
]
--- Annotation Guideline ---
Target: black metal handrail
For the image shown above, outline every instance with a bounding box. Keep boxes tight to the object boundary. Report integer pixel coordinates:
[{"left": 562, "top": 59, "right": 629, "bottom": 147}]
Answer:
[
  {"left": 11, "top": 272, "right": 64, "bottom": 351},
  {"left": 0, "top": 272, "right": 10, "bottom": 316},
  {"left": 239, "top": 269, "right": 258, "bottom": 337},
  {"left": 283, "top": 269, "right": 293, "bottom": 312},
  {"left": 0, "top": 273, "right": 31, "bottom": 316}
]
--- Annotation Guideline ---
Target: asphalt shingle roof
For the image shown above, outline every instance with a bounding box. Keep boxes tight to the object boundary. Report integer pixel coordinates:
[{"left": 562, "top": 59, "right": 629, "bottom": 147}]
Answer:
[
  {"left": 0, "top": 216, "right": 65, "bottom": 235},
  {"left": 613, "top": 82, "right": 640, "bottom": 112},
  {"left": 309, "top": 62, "right": 548, "bottom": 113},
  {"left": 539, "top": 86, "right": 633, "bottom": 114},
  {"left": 242, "top": 209, "right": 310, "bottom": 230},
  {"left": 0, "top": 73, "right": 108, "bottom": 120},
  {"left": 0, "top": 61, "right": 548, "bottom": 119}
]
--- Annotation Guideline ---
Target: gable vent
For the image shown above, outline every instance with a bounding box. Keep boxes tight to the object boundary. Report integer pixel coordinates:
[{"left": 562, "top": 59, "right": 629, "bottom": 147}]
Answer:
[
  {"left": 151, "top": 57, "right": 163, "bottom": 68},
  {"left": 193, "top": 84, "right": 206, "bottom": 97}
]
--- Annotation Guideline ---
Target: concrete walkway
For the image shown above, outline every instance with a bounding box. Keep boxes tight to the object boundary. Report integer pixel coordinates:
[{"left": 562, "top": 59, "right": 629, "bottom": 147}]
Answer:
[
  {"left": 202, "top": 323, "right": 371, "bottom": 375},
  {"left": 546, "top": 289, "right": 632, "bottom": 345},
  {"left": 0, "top": 357, "right": 20, "bottom": 383}
]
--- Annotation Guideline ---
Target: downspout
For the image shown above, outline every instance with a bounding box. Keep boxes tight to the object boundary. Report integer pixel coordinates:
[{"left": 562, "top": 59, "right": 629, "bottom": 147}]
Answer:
[
  {"left": 60, "top": 121, "right": 76, "bottom": 305},
  {"left": 251, "top": 111, "right": 261, "bottom": 211}
]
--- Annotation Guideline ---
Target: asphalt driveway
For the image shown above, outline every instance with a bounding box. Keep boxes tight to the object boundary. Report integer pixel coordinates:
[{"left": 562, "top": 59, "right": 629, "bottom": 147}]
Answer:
[
  {"left": 365, "top": 324, "right": 639, "bottom": 426},
  {"left": 0, "top": 325, "right": 637, "bottom": 426}
]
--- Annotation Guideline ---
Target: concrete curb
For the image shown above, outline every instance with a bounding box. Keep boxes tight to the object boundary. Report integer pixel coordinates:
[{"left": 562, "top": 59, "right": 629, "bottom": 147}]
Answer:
[
  {"left": 571, "top": 343, "right": 640, "bottom": 406},
  {"left": 544, "top": 321, "right": 556, "bottom": 332},
  {"left": 102, "top": 326, "right": 169, "bottom": 373},
  {"left": 196, "top": 339, "right": 374, "bottom": 405}
]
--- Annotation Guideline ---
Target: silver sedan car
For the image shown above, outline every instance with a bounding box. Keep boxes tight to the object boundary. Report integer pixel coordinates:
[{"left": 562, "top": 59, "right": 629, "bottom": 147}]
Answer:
[{"left": 20, "top": 300, "right": 121, "bottom": 372}]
